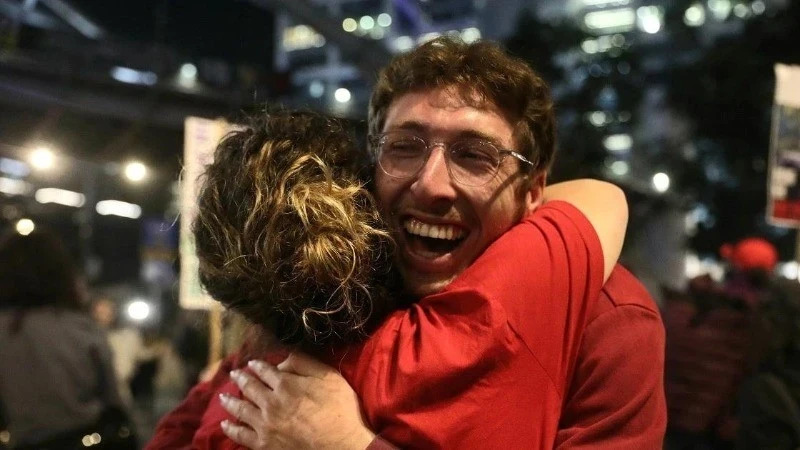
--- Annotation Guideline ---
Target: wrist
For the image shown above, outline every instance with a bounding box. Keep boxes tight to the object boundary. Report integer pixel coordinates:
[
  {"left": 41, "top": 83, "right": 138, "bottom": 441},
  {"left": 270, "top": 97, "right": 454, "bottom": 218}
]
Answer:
[{"left": 352, "top": 425, "right": 376, "bottom": 450}]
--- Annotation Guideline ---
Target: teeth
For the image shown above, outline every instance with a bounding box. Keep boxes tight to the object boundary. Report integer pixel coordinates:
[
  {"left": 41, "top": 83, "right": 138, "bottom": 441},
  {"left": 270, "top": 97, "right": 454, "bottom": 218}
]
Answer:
[{"left": 403, "top": 218, "right": 465, "bottom": 241}]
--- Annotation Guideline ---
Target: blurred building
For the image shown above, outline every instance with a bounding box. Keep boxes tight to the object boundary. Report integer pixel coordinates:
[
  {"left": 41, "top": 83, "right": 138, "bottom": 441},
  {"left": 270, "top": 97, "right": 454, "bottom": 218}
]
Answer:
[
  {"left": 1, "top": 0, "right": 798, "bottom": 299},
  {"left": 270, "top": 0, "right": 486, "bottom": 117}
]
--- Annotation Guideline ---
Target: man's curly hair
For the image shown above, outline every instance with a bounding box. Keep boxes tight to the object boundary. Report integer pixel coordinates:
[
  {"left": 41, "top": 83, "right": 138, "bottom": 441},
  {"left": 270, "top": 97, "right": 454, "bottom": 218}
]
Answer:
[
  {"left": 193, "top": 109, "right": 394, "bottom": 346},
  {"left": 369, "top": 36, "right": 556, "bottom": 174}
]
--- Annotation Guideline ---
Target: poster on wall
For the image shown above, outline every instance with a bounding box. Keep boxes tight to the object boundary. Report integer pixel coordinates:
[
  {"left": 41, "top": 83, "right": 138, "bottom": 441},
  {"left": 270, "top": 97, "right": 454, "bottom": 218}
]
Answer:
[
  {"left": 179, "top": 117, "right": 233, "bottom": 310},
  {"left": 767, "top": 64, "right": 800, "bottom": 227}
]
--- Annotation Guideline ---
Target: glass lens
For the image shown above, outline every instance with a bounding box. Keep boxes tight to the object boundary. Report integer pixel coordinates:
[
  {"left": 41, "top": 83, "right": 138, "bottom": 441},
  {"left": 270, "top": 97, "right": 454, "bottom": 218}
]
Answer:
[
  {"left": 378, "top": 132, "right": 427, "bottom": 178},
  {"left": 448, "top": 139, "right": 501, "bottom": 185}
]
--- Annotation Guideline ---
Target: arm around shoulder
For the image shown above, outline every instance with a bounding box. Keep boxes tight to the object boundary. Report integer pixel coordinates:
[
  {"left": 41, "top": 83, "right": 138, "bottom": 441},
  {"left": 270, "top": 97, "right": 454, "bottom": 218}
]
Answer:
[{"left": 542, "top": 179, "right": 628, "bottom": 281}]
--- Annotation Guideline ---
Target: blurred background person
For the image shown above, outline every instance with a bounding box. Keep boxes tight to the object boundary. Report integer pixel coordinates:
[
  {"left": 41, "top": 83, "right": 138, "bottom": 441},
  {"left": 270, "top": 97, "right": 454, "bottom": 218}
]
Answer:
[
  {"left": 0, "top": 226, "right": 135, "bottom": 449},
  {"left": 734, "top": 242, "right": 800, "bottom": 449},
  {"left": 91, "top": 294, "right": 189, "bottom": 444},
  {"left": 91, "top": 295, "right": 146, "bottom": 407},
  {"left": 664, "top": 237, "right": 779, "bottom": 450}
]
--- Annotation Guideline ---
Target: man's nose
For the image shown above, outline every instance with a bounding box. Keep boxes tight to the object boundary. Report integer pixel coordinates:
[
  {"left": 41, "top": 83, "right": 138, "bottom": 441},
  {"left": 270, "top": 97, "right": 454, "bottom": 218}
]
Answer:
[{"left": 410, "top": 146, "right": 457, "bottom": 204}]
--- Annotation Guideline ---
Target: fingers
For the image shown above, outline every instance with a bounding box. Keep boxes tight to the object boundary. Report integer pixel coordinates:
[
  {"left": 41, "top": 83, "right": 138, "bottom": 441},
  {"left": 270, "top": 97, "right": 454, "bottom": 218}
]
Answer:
[
  {"left": 275, "top": 352, "right": 337, "bottom": 378},
  {"left": 247, "top": 360, "right": 283, "bottom": 390},
  {"left": 231, "top": 369, "right": 272, "bottom": 410},
  {"left": 220, "top": 419, "right": 259, "bottom": 448},
  {"left": 219, "top": 393, "right": 261, "bottom": 428}
]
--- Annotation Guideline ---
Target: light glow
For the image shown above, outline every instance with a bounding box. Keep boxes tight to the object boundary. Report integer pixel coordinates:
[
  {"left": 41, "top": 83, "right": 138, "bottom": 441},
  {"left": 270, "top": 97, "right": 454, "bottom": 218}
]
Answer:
[
  {"left": 0, "top": 177, "right": 31, "bottom": 196},
  {"left": 708, "top": 0, "right": 732, "bottom": 20},
  {"left": 179, "top": 63, "right": 197, "bottom": 79},
  {"left": 342, "top": 18, "right": 357, "bottom": 32},
  {"left": 780, "top": 261, "right": 799, "bottom": 280},
  {"left": 377, "top": 13, "right": 392, "bottom": 27},
  {"left": 15, "top": 218, "right": 35, "bottom": 236},
  {"left": 96, "top": 200, "right": 142, "bottom": 219},
  {"left": 583, "top": 8, "right": 636, "bottom": 32},
  {"left": 0, "top": 157, "right": 30, "bottom": 177},
  {"left": 126, "top": 300, "right": 151, "bottom": 321},
  {"left": 610, "top": 160, "right": 629, "bottom": 176},
  {"left": 461, "top": 28, "right": 481, "bottom": 43},
  {"left": 684, "top": 4, "right": 706, "bottom": 26},
  {"left": 30, "top": 147, "right": 55, "bottom": 170},
  {"left": 582, "top": 0, "right": 630, "bottom": 6},
  {"left": 309, "top": 80, "right": 324, "bottom": 98},
  {"left": 123, "top": 161, "right": 147, "bottom": 182},
  {"left": 110, "top": 66, "right": 157, "bottom": 86},
  {"left": 418, "top": 32, "right": 441, "bottom": 44},
  {"left": 637, "top": 6, "right": 663, "bottom": 34},
  {"left": 588, "top": 111, "right": 608, "bottom": 126},
  {"left": 178, "top": 63, "right": 198, "bottom": 88},
  {"left": 359, "top": 16, "right": 375, "bottom": 30},
  {"left": 35, "top": 188, "right": 86, "bottom": 207},
  {"left": 582, "top": 39, "right": 599, "bottom": 54},
  {"left": 282, "top": 25, "right": 325, "bottom": 52},
  {"left": 652, "top": 172, "right": 671, "bottom": 193},
  {"left": 334, "top": 88, "right": 351, "bottom": 103},
  {"left": 393, "top": 36, "right": 414, "bottom": 52},
  {"left": 603, "top": 134, "right": 632, "bottom": 152},
  {"left": 733, "top": 3, "right": 750, "bottom": 17}
]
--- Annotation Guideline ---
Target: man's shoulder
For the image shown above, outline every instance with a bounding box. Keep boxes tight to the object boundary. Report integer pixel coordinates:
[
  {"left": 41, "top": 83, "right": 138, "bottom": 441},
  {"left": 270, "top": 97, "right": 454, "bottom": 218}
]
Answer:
[{"left": 591, "top": 265, "right": 660, "bottom": 321}]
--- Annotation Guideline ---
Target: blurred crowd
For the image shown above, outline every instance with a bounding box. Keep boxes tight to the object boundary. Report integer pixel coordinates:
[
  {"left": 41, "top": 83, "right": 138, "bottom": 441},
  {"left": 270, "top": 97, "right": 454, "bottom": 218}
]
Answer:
[
  {"left": 664, "top": 238, "right": 800, "bottom": 449},
  {"left": 0, "top": 227, "right": 208, "bottom": 449}
]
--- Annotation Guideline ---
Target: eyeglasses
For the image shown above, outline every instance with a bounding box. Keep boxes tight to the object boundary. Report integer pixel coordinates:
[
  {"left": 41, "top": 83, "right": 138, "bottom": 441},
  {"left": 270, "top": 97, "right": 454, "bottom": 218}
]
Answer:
[{"left": 369, "top": 131, "right": 536, "bottom": 187}]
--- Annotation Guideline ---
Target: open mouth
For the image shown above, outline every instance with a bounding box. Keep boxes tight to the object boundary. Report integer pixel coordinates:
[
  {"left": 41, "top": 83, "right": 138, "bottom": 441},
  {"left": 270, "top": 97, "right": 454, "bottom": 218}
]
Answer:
[{"left": 402, "top": 217, "right": 466, "bottom": 257}]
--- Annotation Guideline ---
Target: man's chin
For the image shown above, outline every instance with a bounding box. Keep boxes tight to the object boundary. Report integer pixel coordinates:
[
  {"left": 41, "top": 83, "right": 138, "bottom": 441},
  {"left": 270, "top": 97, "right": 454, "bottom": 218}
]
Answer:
[{"left": 404, "top": 273, "right": 457, "bottom": 298}]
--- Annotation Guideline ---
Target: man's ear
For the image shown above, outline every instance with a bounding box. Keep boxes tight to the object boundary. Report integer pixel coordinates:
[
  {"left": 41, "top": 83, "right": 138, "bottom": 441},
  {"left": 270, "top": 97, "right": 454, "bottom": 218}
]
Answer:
[{"left": 523, "top": 171, "right": 547, "bottom": 215}]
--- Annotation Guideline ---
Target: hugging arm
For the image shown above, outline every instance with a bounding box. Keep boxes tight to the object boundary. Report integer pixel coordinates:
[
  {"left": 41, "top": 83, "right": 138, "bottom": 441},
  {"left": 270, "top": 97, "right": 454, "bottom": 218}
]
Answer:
[
  {"left": 221, "top": 353, "right": 391, "bottom": 450},
  {"left": 223, "top": 179, "right": 627, "bottom": 449},
  {"left": 542, "top": 179, "right": 628, "bottom": 281}
]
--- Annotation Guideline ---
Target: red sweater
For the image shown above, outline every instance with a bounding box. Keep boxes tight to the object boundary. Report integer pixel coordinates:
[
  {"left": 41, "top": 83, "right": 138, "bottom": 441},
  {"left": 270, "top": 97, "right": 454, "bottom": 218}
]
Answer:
[{"left": 147, "top": 202, "right": 666, "bottom": 449}]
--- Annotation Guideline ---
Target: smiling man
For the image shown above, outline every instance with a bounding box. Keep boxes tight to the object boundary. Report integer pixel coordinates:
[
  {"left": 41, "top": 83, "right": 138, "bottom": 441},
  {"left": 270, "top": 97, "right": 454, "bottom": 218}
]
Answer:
[
  {"left": 373, "top": 88, "right": 542, "bottom": 297},
  {"left": 148, "top": 37, "right": 666, "bottom": 450}
]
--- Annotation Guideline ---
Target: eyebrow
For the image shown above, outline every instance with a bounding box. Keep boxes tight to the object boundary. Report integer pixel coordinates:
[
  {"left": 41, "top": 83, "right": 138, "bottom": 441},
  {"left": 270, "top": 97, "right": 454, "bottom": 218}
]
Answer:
[{"left": 387, "top": 121, "right": 506, "bottom": 148}]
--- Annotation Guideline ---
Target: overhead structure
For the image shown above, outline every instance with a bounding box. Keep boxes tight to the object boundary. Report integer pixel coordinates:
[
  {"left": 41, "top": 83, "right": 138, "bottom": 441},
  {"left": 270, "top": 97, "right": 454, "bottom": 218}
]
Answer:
[{"left": 246, "top": 0, "right": 392, "bottom": 81}]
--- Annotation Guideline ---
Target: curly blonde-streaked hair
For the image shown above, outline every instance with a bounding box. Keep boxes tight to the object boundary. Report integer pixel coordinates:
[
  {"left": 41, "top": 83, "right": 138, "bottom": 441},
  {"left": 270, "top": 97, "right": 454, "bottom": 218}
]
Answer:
[{"left": 193, "top": 109, "right": 394, "bottom": 346}]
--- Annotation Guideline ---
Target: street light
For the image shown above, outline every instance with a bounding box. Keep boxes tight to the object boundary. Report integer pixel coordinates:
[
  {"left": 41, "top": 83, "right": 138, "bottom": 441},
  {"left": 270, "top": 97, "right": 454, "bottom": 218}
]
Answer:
[
  {"left": 334, "top": 88, "right": 351, "bottom": 103},
  {"left": 123, "top": 161, "right": 147, "bottom": 183},
  {"left": 15, "top": 218, "right": 35, "bottom": 236},
  {"left": 29, "top": 147, "right": 55, "bottom": 171},
  {"left": 652, "top": 172, "right": 671, "bottom": 193},
  {"left": 126, "top": 299, "right": 152, "bottom": 321}
]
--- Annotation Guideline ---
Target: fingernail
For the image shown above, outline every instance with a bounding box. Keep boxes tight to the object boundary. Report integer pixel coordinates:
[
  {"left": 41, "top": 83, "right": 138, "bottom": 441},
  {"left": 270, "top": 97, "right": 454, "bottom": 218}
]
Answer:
[
  {"left": 221, "top": 419, "right": 231, "bottom": 429},
  {"left": 218, "top": 393, "right": 231, "bottom": 405},
  {"left": 230, "top": 370, "right": 241, "bottom": 382},
  {"left": 248, "top": 360, "right": 266, "bottom": 371}
]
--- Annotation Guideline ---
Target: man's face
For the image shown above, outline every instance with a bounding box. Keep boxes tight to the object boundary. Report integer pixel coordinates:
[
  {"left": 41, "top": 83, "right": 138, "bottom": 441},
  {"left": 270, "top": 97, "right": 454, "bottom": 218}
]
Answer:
[{"left": 375, "top": 87, "right": 543, "bottom": 297}]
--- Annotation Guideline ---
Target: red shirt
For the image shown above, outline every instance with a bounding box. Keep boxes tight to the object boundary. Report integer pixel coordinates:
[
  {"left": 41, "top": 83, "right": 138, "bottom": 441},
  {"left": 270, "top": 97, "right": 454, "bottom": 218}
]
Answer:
[
  {"left": 147, "top": 202, "right": 665, "bottom": 449},
  {"left": 555, "top": 265, "right": 667, "bottom": 449}
]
